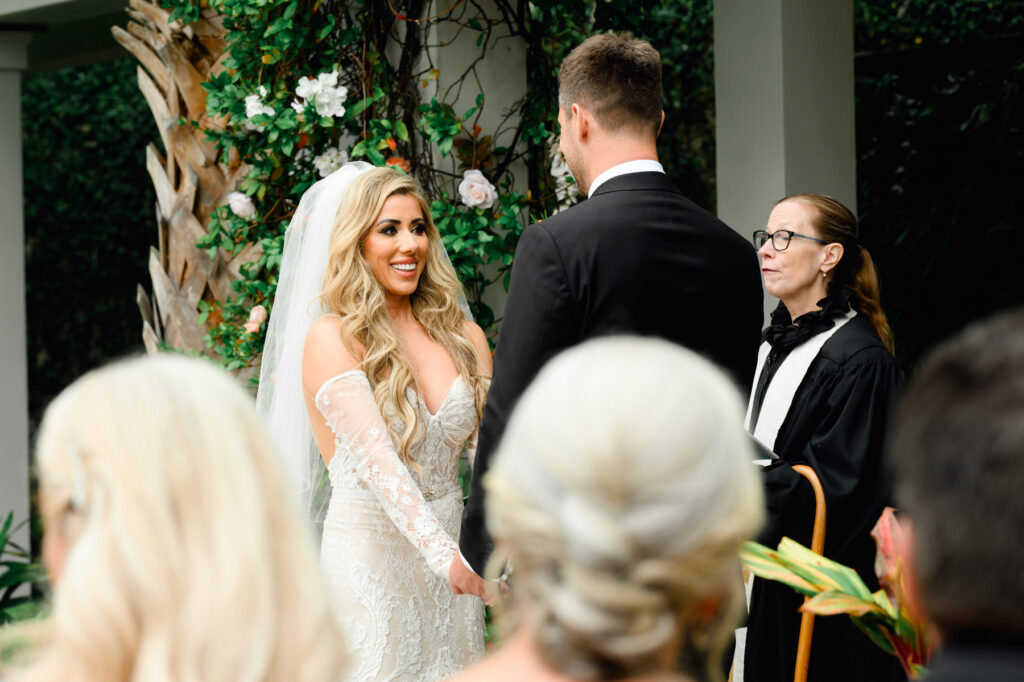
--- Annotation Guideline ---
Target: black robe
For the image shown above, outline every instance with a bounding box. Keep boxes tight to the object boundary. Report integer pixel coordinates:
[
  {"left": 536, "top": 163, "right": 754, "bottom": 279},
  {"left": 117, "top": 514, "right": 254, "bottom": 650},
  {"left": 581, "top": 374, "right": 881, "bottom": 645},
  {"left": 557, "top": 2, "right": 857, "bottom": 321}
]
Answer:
[{"left": 744, "top": 296, "right": 904, "bottom": 682}]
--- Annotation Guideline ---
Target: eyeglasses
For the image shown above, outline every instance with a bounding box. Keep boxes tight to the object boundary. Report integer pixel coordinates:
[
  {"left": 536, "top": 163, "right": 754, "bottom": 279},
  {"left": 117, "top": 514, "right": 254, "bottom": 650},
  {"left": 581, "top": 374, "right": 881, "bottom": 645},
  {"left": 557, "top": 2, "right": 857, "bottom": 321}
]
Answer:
[{"left": 752, "top": 229, "right": 829, "bottom": 251}]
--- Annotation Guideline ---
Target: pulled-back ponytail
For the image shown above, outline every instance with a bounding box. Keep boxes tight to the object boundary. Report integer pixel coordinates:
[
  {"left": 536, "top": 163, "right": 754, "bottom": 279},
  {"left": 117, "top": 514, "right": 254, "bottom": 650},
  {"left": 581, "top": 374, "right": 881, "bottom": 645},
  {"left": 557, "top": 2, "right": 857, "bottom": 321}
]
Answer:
[
  {"left": 849, "top": 245, "right": 894, "bottom": 354},
  {"left": 782, "top": 194, "right": 895, "bottom": 354}
]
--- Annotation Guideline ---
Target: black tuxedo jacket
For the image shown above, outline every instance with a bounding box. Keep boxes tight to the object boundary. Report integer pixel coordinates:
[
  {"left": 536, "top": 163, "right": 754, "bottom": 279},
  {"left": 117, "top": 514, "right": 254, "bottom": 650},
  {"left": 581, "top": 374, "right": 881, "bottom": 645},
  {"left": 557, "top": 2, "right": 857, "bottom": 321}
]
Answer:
[{"left": 459, "top": 171, "right": 764, "bottom": 572}]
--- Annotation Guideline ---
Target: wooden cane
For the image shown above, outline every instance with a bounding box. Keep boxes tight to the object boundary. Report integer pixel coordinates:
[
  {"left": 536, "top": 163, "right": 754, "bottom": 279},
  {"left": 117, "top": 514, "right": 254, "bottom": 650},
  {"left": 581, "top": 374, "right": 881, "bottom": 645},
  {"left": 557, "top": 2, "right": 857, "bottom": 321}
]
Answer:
[{"left": 790, "top": 465, "right": 827, "bottom": 682}]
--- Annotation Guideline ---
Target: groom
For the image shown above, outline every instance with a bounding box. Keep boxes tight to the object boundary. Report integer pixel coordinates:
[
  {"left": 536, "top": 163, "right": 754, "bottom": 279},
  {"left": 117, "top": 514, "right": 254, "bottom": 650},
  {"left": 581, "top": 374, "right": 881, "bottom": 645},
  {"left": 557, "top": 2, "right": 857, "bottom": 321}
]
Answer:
[{"left": 450, "top": 33, "right": 764, "bottom": 589}]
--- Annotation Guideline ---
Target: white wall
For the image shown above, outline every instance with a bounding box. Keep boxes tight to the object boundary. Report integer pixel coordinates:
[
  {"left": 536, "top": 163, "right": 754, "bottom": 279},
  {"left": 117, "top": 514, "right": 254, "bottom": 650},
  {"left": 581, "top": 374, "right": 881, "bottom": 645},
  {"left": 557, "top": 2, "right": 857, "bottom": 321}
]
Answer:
[
  {"left": 714, "top": 0, "right": 856, "bottom": 318},
  {"left": 0, "top": 30, "right": 31, "bottom": 545}
]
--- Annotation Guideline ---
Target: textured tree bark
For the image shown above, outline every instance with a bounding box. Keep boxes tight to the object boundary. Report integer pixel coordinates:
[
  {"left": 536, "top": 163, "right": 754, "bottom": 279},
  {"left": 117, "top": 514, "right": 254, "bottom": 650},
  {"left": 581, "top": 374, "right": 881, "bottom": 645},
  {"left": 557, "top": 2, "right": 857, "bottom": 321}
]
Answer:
[{"left": 112, "top": 0, "right": 256, "bottom": 361}]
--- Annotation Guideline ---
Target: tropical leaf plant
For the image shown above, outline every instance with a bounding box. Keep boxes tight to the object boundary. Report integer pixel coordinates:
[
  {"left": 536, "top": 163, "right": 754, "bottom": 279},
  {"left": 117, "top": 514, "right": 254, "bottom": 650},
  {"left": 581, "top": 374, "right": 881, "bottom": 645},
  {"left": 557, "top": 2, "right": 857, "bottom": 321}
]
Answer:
[
  {"left": 0, "top": 513, "right": 46, "bottom": 625},
  {"left": 741, "top": 508, "right": 930, "bottom": 679}
]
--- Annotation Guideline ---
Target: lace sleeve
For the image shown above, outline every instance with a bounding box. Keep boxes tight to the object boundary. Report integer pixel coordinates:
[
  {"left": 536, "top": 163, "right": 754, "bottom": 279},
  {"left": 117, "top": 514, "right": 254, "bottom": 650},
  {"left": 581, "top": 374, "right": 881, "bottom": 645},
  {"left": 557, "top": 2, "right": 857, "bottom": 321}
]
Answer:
[{"left": 315, "top": 371, "right": 458, "bottom": 579}]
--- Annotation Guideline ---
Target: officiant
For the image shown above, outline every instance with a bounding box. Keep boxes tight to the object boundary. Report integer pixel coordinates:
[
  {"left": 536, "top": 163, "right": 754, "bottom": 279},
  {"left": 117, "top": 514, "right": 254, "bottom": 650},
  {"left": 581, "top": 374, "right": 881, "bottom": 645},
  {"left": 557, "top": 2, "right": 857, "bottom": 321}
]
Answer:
[{"left": 742, "top": 194, "right": 903, "bottom": 682}]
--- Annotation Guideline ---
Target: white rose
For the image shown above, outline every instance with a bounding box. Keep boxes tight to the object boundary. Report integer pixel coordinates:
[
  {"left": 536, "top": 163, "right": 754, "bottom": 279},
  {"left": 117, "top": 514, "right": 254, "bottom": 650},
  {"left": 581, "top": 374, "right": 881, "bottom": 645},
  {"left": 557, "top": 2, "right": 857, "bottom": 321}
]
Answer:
[
  {"left": 290, "top": 98, "right": 305, "bottom": 114},
  {"left": 227, "top": 191, "right": 257, "bottom": 220},
  {"left": 458, "top": 169, "right": 498, "bottom": 210}
]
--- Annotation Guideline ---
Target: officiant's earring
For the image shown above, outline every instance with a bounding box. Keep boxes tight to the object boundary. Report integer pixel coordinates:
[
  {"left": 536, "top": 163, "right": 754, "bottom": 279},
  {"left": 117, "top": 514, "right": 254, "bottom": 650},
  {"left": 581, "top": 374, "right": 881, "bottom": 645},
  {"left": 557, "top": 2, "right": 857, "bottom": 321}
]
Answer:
[{"left": 821, "top": 269, "right": 828, "bottom": 278}]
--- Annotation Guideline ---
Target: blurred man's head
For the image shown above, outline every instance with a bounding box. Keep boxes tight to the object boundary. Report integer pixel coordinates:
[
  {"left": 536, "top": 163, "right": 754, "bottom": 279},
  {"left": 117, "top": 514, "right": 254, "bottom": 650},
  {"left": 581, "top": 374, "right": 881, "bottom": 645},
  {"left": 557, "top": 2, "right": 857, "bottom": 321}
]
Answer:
[{"left": 888, "top": 309, "right": 1024, "bottom": 637}]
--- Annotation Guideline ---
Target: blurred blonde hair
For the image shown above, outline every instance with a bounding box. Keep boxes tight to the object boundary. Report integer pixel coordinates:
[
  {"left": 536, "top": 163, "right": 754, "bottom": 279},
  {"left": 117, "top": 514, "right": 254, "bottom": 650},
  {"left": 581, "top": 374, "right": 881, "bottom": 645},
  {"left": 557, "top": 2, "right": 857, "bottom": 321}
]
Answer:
[
  {"left": 320, "top": 167, "right": 487, "bottom": 468},
  {"left": 6, "top": 355, "right": 345, "bottom": 682},
  {"left": 485, "top": 337, "right": 764, "bottom": 682}
]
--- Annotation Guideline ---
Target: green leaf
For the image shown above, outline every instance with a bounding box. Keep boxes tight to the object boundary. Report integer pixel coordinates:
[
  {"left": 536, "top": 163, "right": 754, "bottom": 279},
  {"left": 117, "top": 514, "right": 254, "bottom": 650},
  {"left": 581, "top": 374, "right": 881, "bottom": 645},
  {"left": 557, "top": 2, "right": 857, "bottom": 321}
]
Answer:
[
  {"left": 776, "top": 538, "right": 874, "bottom": 599},
  {"left": 395, "top": 120, "right": 409, "bottom": 142},
  {"left": 740, "top": 542, "right": 819, "bottom": 596},
  {"left": 851, "top": 619, "right": 898, "bottom": 657},
  {"left": 800, "top": 590, "right": 884, "bottom": 617},
  {"left": 277, "top": 110, "right": 298, "bottom": 129}
]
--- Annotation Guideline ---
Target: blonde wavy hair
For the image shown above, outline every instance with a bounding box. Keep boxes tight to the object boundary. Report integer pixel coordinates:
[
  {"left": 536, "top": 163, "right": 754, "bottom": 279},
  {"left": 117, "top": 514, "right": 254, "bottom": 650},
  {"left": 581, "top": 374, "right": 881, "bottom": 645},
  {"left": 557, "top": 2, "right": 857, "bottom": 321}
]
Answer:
[
  {"left": 5, "top": 355, "right": 345, "bottom": 682},
  {"left": 320, "top": 167, "right": 487, "bottom": 467},
  {"left": 484, "top": 337, "right": 764, "bottom": 682}
]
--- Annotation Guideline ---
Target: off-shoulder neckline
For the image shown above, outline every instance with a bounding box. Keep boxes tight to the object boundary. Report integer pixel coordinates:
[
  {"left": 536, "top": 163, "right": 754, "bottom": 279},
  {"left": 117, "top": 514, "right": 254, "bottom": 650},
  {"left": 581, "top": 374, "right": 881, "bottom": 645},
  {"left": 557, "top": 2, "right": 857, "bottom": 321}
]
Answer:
[{"left": 314, "top": 370, "right": 466, "bottom": 418}]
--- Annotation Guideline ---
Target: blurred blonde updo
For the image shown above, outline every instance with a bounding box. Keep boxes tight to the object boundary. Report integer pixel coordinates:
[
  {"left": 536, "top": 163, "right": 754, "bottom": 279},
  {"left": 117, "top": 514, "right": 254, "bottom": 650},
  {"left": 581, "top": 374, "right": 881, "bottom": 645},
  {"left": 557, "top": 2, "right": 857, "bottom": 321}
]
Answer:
[
  {"left": 485, "top": 337, "right": 763, "bottom": 681},
  {"left": 11, "top": 355, "right": 345, "bottom": 682}
]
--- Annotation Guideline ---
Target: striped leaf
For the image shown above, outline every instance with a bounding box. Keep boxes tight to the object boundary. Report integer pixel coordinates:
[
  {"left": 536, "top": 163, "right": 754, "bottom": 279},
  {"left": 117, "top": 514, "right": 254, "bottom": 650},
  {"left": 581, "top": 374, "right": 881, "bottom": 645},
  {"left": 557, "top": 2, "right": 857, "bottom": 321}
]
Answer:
[
  {"left": 800, "top": 589, "right": 885, "bottom": 617},
  {"left": 872, "top": 589, "right": 898, "bottom": 620},
  {"left": 776, "top": 538, "right": 874, "bottom": 599},
  {"left": 740, "top": 542, "right": 818, "bottom": 596}
]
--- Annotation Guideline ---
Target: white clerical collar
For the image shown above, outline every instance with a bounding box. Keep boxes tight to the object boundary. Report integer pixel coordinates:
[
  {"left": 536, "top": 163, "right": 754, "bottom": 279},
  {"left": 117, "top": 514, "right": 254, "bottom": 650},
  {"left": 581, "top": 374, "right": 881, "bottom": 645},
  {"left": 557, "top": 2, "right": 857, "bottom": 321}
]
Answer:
[{"left": 587, "top": 159, "right": 665, "bottom": 197}]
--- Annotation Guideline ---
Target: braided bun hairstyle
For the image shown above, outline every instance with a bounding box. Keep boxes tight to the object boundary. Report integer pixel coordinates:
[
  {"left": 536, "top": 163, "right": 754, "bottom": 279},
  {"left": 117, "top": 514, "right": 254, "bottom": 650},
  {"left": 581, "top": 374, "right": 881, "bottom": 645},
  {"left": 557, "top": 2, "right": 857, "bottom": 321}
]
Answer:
[{"left": 484, "top": 337, "right": 764, "bottom": 681}]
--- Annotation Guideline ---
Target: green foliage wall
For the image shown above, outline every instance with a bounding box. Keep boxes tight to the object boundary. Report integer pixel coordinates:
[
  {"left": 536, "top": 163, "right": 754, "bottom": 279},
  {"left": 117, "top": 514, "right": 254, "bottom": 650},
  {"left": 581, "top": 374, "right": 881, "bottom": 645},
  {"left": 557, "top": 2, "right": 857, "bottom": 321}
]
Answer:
[
  {"left": 854, "top": 0, "right": 1024, "bottom": 370},
  {"left": 23, "top": 58, "right": 156, "bottom": 428}
]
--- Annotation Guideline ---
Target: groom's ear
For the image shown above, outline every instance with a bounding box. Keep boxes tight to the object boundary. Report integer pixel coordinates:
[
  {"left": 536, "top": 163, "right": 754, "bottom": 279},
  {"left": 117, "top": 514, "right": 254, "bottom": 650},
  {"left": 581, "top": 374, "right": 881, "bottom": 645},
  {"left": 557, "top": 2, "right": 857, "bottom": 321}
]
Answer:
[{"left": 571, "top": 102, "right": 591, "bottom": 140}]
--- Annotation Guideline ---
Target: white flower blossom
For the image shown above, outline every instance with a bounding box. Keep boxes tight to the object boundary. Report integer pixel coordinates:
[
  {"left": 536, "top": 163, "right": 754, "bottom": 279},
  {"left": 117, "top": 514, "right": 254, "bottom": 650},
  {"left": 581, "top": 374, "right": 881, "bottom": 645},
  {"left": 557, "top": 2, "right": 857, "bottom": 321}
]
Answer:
[
  {"left": 313, "top": 146, "right": 349, "bottom": 178},
  {"left": 289, "top": 147, "right": 313, "bottom": 177},
  {"left": 313, "top": 85, "right": 348, "bottom": 118},
  {"left": 316, "top": 71, "right": 339, "bottom": 90},
  {"left": 548, "top": 135, "right": 579, "bottom": 212},
  {"left": 243, "top": 84, "right": 275, "bottom": 130},
  {"left": 290, "top": 98, "right": 305, "bottom": 114},
  {"left": 295, "top": 76, "right": 319, "bottom": 101},
  {"left": 228, "top": 191, "right": 257, "bottom": 220},
  {"left": 458, "top": 170, "right": 498, "bottom": 210},
  {"left": 293, "top": 71, "right": 348, "bottom": 118}
]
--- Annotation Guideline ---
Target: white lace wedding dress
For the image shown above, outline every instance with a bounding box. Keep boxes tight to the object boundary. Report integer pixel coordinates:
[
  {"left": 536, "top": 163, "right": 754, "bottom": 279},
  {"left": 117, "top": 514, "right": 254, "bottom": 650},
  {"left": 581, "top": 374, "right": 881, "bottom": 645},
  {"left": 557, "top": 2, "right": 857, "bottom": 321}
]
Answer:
[{"left": 315, "top": 369, "right": 485, "bottom": 681}]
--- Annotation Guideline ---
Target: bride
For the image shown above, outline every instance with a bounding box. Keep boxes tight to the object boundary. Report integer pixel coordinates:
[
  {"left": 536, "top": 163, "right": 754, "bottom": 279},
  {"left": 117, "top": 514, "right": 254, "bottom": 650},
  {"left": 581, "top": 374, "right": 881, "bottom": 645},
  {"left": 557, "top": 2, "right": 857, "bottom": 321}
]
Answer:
[{"left": 258, "top": 163, "right": 491, "bottom": 680}]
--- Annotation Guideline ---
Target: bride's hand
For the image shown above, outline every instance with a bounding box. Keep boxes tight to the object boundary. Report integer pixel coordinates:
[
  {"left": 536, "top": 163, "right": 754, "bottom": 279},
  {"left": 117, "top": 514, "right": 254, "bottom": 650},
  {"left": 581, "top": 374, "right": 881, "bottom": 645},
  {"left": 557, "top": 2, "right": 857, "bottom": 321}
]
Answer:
[
  {"left": 449, "top": 555, "right": 507, "bottom": 606},
  {"left": 484, "top": 578, "right": 509, "bottom": 606}
]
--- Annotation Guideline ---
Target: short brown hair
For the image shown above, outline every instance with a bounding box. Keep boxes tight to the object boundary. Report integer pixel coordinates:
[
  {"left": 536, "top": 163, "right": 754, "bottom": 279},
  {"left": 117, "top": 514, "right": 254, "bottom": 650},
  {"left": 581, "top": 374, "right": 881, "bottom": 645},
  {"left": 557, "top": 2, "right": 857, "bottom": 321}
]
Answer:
[
  {"left": 888, "top": 308, "right": 1024, "bottom": 637},
  {"left": 558, "top": 32, "right": 663, "bottom": 138}
]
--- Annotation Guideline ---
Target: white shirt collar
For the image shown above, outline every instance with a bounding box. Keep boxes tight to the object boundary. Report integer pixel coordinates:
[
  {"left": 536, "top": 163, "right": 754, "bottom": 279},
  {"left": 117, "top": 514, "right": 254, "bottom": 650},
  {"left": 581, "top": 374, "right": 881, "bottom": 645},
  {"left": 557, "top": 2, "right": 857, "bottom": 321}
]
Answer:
[{"left": 587, "top": 159, "right": 665, "bottom": 197}]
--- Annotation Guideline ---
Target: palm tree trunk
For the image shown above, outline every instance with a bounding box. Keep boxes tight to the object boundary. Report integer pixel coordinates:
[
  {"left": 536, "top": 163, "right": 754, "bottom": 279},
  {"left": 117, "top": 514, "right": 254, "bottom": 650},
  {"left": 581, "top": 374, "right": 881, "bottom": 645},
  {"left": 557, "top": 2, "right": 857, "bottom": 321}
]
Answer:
[{"left": 112, "top": 0, "right": 257, "bottom": 357}]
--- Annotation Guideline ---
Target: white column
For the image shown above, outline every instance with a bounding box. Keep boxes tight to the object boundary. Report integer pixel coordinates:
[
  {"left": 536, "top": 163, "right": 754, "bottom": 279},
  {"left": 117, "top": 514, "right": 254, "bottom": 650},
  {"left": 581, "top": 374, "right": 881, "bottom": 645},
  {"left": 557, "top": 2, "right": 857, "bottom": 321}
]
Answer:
[
  {"left": 0, "top": 31, "right": 31, "bottom": 544},
  {"left": 714, "top": 0, "right": 856, "bottom": 316}
]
